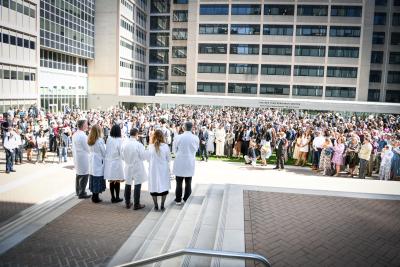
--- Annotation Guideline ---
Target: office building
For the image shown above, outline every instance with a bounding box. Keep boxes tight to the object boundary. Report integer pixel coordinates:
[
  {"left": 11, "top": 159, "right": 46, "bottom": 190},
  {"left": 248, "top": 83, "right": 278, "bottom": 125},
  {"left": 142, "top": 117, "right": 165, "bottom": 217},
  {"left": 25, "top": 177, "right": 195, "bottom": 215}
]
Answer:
[
  {"left": 88, "top": 0, "right": 147, "bottom": 108},
  {"left": 39, "top": 0, "right": 95, "bottom": 112},
  {"left": 0, "top": 0, "right": 39, "bottom": 112}
]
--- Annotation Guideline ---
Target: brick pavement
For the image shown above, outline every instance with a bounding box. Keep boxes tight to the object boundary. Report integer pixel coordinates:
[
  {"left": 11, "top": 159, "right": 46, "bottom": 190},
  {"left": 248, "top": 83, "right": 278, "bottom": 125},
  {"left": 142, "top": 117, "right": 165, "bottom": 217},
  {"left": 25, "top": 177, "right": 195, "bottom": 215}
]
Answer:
[
  {"left": 0, "top": 201, "right": 33, "bottom": 225},
  {"left": 0, "top": 190, "right": 153, "bottom": 267},
  {"left": 244, "top": 190, "right": 400, "bottom": 267}
]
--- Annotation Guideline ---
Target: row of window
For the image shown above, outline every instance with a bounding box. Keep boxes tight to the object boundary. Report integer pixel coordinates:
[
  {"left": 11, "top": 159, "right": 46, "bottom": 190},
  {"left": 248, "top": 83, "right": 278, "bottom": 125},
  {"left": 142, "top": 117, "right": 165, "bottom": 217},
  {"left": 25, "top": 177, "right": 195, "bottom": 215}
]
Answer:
[
  {"left": 0, "top": 30, "right": 36, "bottom": 50},
  {"left": 195, "top": 63, "right": 357, "bottom": 78},
  {"left": 1, "top": 0, "right": 36, "bottom": 18},
  {"left": 198, "top": 44, "right": 359, "bottom": 58},
  {"left": 371, "top": 51, "right": 400, "bottom": 64},
  {"left": 374, "top": 12, "right": 400, "bottom": 26},
  {"left": 148, "top": 47, "right": 188, "bottom": 63},
  {"left": 369, "top": 70, "right": 400, "bottom": 83},
  {"left": 372, "top": 32, "right": 400, "bottom": 45},
  {"left": 375, "top": 0, "right": 400, "bottom": 7},
  {"left": 120, "top": 40, "right": 147, "bottom": 62},
  {"left": 40, "top": 49, "right": 88, "bottom": 73},
  {"left": 368, "top": 89, "right": 400, "bottom": 103},
  {"left": 0, "top": 64, "right": 36, "bottom": 81},
  {"left": 199, "top": 4, "right": 362, "bottom": 17},
  {"left": 199, "top": 24, "right": 361, "bottom": 37}
]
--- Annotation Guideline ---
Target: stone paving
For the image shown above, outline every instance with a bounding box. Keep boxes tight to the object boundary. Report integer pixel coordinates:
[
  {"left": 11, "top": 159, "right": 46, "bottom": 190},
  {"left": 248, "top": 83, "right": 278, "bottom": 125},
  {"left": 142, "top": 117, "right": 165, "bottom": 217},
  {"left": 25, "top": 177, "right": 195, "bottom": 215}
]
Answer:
[
  {"left": 244, "top": 190, "right": 400, "bottom": 267},
  {"left": 0, "top": 191, "right": 153, "bottom": 267}
]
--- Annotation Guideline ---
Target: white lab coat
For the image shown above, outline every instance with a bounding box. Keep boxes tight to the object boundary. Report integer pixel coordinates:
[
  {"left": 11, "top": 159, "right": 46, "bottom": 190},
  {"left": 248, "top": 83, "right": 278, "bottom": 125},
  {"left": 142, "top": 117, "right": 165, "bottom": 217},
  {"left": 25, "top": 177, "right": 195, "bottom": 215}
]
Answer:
[
  {"left": 172, "top": 131, "right": 200, "bottom": 177},
  {"left": 146, "top": 143, "right": 171, "bottom": 193},
  {"left": 88, "top": 138, "right": 106, "bottom": 177},
  {"left": 72, "top": 130, "right": 89, "bottom": 175},
  {"left": 121, "top": 137, "right": 148, "bottom": 185},
  {"left": 215, "top": 128, "right": 226, "bottom": 156},
  {"left": 3, "top": 133, "right": 17, "bottom": 150},
  {"left": 104, "top": 137, "right": 125, "bottom": 180}
]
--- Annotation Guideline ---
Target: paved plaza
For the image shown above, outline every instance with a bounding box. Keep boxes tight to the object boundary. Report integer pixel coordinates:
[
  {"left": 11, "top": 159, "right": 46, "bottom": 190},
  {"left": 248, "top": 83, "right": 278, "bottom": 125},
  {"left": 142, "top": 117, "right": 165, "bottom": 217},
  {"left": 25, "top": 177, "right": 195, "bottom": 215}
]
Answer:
[{"left": 1, "top": 151, "right": 400, "bottom": 267}]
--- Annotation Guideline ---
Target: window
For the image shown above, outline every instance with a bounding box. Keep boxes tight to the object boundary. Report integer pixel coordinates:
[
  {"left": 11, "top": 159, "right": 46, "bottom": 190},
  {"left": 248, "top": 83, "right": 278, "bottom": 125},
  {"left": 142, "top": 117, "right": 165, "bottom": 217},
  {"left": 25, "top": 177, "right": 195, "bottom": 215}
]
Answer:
[
  {"left": 23, "top": 39, "right": 29, "bottom": 48},
  {"left": 172, "top": 46, "right": 187, "bottom": 58},
  {"left": 389, "top": 52, "right": 400, "bottom": 64},
  {"left": 30, "top": 41, "right": 35, "bottom": 50},
  {"left": 197, "top": 82, "right": 225, "bottom": 93},
  {"left": 229, "top": 64, "right": 258, "bottom": 75},
  {"left": 296, "top": 26, "right": 327, "bottom": 36},
  {"left": 173, "top": 10, "right": 188, "bottom": 22},
  {"left": 17, "top": 37, "right": 23, "bottom": 47},
  {"left": 149, "top": 49, "right": 169, "bottom": 64},
  {"left": 199, "top": 24, "right": 228, "bottom": 35},
  {"left": 374, "top": 13, "right": 386, "bottom": 25},
  {"left": 263, "top": 25, "right": 293, "bottom": 36},
  {"left": 295, "top": 46, "right": 325, "bottom": 57},
  {"left": 393, "top": 13, "right": 400, "bottom": 26},
  {"left": 331, "top": 6, "right": 362, "bottom": 17},
  {"left": 150, "top": 33, "right": 169, "bottom": 47},
  {"left": 228, "top": 83, "right": 257, "bottom": 94},
  {"left": 262, "top": 45, "right": 292, "bottom": 56},
  {"left": 230, "top": 44, "right": 259, "bottom": 55},
  {"left": 327, "top": 67, "right": 357, "bottom": 78},
  {"left": 231, "top": 25, "right": 260, "bottom": 35},
  {"left": 371, "top": 51, "right": 384, "bottom": 64},
  {"left": 260, "top": 84, "right": 290, "bottom": 95},
  {"left": 149, "top": 66, "right": 168, "bottom": 80},
  {"left": 391, "top": 32, "right": 400, "bottom": 45},
  {"left": 385, "top": 90, "right": 400, "bottom": 102},
  {"left": 151, "top": 0, "right": 170, "bottom": 13},
  {"left": 375, "top": 0, "right": 387, "bottom": 6},
  {"left": 328, "top": 47, "right": 359, "bottom": 58},
  {"left": 11, "top": 70, "right": 17, "bottom": 80},
  {"left": 297, "top": 5, "right": 328, "bottom": 16},
  {"left": 150, "top": 16, "right": 170, "bottom": 30},
  {"left": 330, "top": 26, "right": 360, "bottom": 38},
  {"left": 368, "top": 89, "right": 380, "bottom": 101},
  {"left": 2, "top": 33, "right": 9, "bottom": 44},
  {"left": 294, "top": 66, "right": 324, "bottom": 77},
  {"left": 171, "top": 82, "right": 186, "bottom": 94},
  {"left": 387, "top": 71, "right": 400, "bottom": 83},
  {"left": 395, "top": 0, "right": 400, "bottom": 5},
  {"left": 171, "top": 65, "right": 186, "bottom": 76},
  {"left": 198, "top": 44, "right": 227, "bottom": 54},
  {"left": 261, "top": 65, "right": 291, "bottom": 75},
  {"left": 372, "top": 32, "right": 385, "bottom": 44},
  {"left": 293, "top": 85, "right": 323, "bottom": 96},
  {"left": 264, "top": 5, "right": 294, "bottom": 16},
  {"left": 3, "top": 69, "right": 10, "bottom": 79},
  {"left": 198, "top": 63, "right": 226, "bottom": 73},
  {"left": 172, "top": 29, "right": 187, "bottom": 40},
  {"left": 174, "top": 0, "right": 188, "bottom": 3},
  {"left": 369, "top": 70, "right": 382, "bottom": 83},
  {"left": 231, "top": 4, "right": 261, "bottom": 15},
  {"left": 200, "top": 4, "right": 229, "bottom": 15},
  {"left": 325, "top": 87, "right": 356, "bottom": 98},
  {"left": 10, "top": 35, "right": 16, "bottom": 45}
]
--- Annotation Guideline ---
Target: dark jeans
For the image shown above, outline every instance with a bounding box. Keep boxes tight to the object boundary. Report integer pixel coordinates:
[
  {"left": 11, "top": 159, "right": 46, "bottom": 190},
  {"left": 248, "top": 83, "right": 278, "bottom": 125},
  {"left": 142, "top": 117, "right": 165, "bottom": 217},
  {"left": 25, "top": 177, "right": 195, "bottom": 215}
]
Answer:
[
  {"left": 313, "top": 148, "right": 322, "bottom": 168},
  {"left": 15, "top": 146, "right": 22, "bottom": 163},
  {"left": 49, "top": 135, "right": 57, "bottom": 152},
  {"left": 199, "top": 144, "right": 208, "bottom": 160},
  {"left": 359, "top": 159, "right": 368, "bottom": 179},
  {"left": 124, "top": 184, "right": 142, "bottom": 205},
  {"left": 75, "top": 174, "right": 89, "bottom": 197},
  {"left": 275, "top": 152, "right": 285, "bottom": 169},
  {"left": 175, "top": 176, "right": 192, "bottom": 202},
  {"left": 5, "top": 149, "right": 14, "bottom": 172}
]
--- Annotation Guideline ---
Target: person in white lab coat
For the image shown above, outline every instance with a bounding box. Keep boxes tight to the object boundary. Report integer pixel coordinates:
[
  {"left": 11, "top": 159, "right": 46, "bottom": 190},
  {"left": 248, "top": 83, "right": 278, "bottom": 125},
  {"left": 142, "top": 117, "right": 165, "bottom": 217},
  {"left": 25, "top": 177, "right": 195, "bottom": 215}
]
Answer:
[
  {"left": 172, "top": 121, "right": 200, "bottom": 205},
  {"left": 121, "top": 127, "right": 147, "bottom": 210},
  {"left": 104, "top": 125, "right": 125, "bottom": 203},
  {"left": 215, "top": 124, "right": 226, "bottom": 157},
  {"left": 88, "top": 124, "right": 106, "bottom": 203},
  {"left": 146, "top": 129, "right": 171, "bottom": 211},
  {"left": 72, "top": 120, "right": 91, "bottom": 199}
]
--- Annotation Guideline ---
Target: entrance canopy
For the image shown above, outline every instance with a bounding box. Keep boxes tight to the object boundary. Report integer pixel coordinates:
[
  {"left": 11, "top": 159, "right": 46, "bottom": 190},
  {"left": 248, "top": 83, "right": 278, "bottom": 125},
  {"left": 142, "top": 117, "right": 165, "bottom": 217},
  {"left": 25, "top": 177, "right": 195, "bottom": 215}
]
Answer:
[{"left": 119, "top": 94, "right": 400, "bottom": 114}]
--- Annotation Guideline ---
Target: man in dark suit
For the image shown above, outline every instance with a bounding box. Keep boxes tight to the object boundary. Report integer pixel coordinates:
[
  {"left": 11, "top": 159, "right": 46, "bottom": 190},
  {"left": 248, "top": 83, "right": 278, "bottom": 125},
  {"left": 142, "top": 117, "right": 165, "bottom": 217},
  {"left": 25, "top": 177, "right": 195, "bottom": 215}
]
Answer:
[
  {"left": 198, "top": 126, "right": 209, "bottom": 162},
  {"left": 274, "top": 131, "right": 287, "bottom": 170}
]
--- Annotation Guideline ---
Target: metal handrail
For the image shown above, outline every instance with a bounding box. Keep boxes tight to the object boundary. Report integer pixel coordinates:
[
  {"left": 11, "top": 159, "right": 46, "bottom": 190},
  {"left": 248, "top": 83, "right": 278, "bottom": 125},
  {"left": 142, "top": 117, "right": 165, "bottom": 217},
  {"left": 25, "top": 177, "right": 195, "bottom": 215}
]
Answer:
[{"left": 115, "top": 248, "right": 271, "bottom": 267}]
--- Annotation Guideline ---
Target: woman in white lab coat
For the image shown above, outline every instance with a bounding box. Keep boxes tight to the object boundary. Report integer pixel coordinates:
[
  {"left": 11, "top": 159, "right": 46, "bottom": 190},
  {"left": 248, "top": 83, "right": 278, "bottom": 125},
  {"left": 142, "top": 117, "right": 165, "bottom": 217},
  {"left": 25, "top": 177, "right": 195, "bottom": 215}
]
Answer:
[
  {"left": 88, "top": 124, "right": 107, "bottom": 203},
  {"left": 146, "top": 129, "right": 171, "bottom": 211},
  {"left": 104, "top": 125, "right": 125, "bottom": 203}
]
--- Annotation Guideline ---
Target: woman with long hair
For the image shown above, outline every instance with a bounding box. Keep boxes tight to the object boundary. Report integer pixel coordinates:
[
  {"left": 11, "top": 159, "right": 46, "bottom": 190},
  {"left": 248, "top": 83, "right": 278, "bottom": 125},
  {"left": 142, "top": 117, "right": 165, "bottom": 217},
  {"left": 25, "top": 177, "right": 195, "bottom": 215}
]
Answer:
[
  {"left": 332, "top": 136, "right": 345, "bottom": 176},
  {"left": 88, "top": 124, "right": 107, "bottom": 203},
  {"left": 104, "top": 124, "right": 125, "bottom": 203},
  {"left": 146, "top": 129, "right": 171, "bottom": 211}
]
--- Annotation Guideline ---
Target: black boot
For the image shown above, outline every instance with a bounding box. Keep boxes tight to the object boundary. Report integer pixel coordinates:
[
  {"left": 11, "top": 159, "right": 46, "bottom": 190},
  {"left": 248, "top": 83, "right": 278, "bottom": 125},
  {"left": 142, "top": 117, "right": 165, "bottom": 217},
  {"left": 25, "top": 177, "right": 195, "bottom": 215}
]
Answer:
[
  {"left": 110, "top": 182, "right": 116, "bottom": 202},
  {"left": 125, "top": 184, "right": 132, "bottom": 208},
  {"left": 152, "top": 196, "right": 159, "bottom": 211},
  {"left": 114, "top": 182, "right": 123, "bottom": 203},
  {"left": 160, "top": 195, "right": 167, "bottom": 211}
]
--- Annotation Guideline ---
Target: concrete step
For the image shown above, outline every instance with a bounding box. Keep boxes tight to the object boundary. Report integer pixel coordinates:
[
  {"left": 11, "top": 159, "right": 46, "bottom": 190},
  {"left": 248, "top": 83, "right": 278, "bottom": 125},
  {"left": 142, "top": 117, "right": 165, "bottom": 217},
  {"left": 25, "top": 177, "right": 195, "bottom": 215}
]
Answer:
[{"left": 0, "top": 192, "right": 80, "bottom": 255}]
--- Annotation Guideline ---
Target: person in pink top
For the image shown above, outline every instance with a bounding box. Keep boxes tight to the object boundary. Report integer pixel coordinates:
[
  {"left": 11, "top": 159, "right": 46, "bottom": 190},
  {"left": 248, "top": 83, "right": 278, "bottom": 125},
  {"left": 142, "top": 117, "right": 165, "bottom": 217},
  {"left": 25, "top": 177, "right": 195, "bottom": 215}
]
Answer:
[{"left": 332, "top": 137, "right": 345, "bottom": 176}]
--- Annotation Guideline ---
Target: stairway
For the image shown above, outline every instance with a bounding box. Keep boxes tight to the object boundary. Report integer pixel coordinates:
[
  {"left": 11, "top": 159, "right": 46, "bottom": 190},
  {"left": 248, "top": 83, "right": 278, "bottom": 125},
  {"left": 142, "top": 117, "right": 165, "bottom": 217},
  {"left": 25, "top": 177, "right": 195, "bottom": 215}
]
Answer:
[{"left": 108, "top": 184, "right": 245, "bottom": 267}]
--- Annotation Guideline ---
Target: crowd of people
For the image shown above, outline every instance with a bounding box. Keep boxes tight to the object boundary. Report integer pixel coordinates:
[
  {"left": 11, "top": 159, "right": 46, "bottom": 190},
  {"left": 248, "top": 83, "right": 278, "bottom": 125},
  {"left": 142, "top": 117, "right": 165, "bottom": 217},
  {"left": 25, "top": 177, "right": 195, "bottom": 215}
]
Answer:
[{"left": 1, "top": 104, "right": 400, "bottom": 197}]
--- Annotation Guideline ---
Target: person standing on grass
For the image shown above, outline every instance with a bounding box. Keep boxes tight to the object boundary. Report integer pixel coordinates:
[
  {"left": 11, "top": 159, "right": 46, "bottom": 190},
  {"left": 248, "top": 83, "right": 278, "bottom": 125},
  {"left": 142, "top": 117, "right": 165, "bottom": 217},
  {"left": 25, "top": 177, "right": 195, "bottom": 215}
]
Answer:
[
  {"left": 72, "top": 119, "right": 91, "bottom": 199},
  {"left": 274, "top": 132, "right": 287, "bottom": 170},
  {"left": 198, "top": 126, "right": 209, "bottom": 161},
  {"left": 172, "top": 121, "right": 200, "bottom": 205},
  {"left": 121, "top": 127, "right": 147, "bottom": 210},
  {"left": 358, "top": 137, "right": 372, "bottom": 179},
  {"left": 215, "top": 124, "right": 226, "bottom": 157}
]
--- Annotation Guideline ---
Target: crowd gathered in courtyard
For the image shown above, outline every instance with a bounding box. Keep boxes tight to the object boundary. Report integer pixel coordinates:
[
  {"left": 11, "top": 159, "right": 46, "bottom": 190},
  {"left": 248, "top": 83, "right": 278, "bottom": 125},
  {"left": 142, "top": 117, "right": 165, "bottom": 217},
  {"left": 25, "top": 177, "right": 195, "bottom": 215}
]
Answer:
[{"left": 1, "top": 104, "right": 400, "bottom": 208}]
